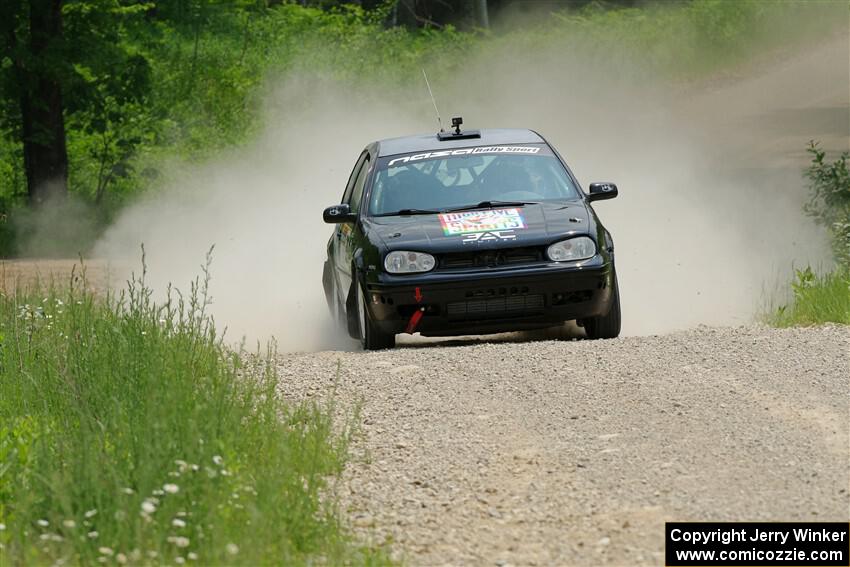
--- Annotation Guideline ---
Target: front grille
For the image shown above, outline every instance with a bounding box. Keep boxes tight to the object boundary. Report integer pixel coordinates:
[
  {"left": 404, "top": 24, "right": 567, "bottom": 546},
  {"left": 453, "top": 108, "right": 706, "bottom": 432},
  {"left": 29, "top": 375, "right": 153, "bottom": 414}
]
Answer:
[
  {"left": 446, "top": 294, "right": 545, "bottom": 320},
  {"left": 439, "top": 246, "right": 543, "bottom": 270}
]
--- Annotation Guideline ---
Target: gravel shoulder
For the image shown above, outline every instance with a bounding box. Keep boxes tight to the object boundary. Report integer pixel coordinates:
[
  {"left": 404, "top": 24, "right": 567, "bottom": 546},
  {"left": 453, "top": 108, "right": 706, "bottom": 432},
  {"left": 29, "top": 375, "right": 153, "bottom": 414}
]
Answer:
[{"left": 276, "top": 325, "right": 850, "bottom": 566}]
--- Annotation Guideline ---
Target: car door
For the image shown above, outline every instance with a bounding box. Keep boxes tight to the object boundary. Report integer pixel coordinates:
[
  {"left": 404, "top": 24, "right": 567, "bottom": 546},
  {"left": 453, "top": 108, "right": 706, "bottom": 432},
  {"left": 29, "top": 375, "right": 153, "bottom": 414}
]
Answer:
[{"left": 333, "top": 151, "right": 371, "bottom": 300}]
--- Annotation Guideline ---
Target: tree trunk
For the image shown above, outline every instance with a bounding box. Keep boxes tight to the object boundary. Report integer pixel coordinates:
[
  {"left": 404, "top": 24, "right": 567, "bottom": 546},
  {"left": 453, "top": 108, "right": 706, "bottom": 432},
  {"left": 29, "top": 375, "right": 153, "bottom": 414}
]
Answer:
[
  {"left": 476, "top": 0, "right": 489, "bottom": 29},
  {"left": 21, "top": 0, "right": 68, "bottom": 206}
]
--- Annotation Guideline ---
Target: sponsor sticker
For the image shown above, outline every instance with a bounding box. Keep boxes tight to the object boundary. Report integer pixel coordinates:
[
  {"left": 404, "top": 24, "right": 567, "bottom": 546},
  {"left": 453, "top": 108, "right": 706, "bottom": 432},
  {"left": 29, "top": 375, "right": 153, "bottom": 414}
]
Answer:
[
  {"left": 439, "top": 208, "right": 527, "bottom": 236},
  {"left": 462, "top": 230, "right": 517, "bottom": 243}
]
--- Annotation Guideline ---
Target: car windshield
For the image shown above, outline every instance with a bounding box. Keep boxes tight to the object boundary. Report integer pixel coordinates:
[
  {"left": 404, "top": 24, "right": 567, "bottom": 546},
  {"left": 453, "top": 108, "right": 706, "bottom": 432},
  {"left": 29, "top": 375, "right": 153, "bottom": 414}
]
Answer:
[{"left": 368, "top": 144, "right": 579, "bottom": 216}]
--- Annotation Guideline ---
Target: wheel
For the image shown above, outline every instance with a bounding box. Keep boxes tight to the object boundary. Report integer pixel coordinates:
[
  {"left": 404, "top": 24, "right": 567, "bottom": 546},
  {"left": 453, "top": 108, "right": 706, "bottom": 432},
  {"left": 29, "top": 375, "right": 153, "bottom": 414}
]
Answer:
[
  {"left": 583, "top": 271, "right": 621, "bottom": 340},
  {"left": 356, "top": 280, "right": 396, "bottom": 350}
]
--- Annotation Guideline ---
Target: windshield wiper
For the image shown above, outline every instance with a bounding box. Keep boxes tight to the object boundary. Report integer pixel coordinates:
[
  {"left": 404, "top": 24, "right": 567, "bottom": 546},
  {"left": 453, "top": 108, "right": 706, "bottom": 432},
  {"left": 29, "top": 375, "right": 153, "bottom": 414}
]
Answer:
[
  {"left": 374, "top": 208, "right": 442, "bottom": 217},
  {"left": 442, "top": 200, "right": 539, "bottom": 213}
]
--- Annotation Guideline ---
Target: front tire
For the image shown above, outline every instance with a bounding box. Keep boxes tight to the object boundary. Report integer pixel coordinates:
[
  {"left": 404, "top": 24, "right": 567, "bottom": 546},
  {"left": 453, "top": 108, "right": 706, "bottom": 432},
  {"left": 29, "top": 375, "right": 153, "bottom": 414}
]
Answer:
[
  {"left": 356, "top": 280, "right": 396, "bottom": 351},
  {"left": 583, "top": 271, "right": 621, "bottom": 340}
]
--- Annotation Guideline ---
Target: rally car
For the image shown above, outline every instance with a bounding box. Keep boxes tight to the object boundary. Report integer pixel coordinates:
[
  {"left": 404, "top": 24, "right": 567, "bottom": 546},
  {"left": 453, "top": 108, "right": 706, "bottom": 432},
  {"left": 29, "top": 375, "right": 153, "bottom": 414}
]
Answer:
[{"left": 321, "top": 119, "right": 620, "bottom": 350}]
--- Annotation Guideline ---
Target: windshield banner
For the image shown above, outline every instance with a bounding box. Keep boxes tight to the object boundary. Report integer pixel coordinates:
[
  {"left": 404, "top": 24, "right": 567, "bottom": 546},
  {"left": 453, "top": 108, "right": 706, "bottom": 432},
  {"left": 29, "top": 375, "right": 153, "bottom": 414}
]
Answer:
[
  {"left": 439, "top": 208, "right": 527, "bottom": 236},
  {"left": 387, "top": 145, "right": 542, "bottom": 167}
]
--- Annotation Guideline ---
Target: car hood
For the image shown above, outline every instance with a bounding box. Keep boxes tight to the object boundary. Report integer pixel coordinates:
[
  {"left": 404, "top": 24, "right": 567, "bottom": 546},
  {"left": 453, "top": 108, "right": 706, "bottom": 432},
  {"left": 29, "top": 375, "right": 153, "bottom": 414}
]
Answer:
[{"left": 364, "top": 201, "right": 592, "bottom": 253}]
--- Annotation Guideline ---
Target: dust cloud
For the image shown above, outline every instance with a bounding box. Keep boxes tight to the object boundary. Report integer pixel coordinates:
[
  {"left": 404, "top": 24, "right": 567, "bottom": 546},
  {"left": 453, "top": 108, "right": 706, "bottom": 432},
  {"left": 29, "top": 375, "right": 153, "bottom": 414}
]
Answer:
[{"left": 94, "top": 27, "right": 848, "bottom": 350}]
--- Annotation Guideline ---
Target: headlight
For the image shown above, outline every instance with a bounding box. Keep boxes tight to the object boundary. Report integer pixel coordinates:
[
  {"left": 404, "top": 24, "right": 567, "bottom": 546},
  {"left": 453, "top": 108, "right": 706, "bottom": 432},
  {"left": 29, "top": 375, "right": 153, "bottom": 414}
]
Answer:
[
  {"left": 384, "top": 251, "right": 436, "bottom": 274},
  {"left": 546, "top": 236, "right": 596, "bottom": 262}
]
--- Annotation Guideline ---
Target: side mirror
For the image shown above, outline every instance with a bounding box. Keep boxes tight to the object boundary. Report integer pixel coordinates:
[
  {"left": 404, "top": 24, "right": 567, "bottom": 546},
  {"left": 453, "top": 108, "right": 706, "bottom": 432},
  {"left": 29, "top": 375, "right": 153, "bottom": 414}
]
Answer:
[
  {"left": 587, "top": 182, "right": 618, "bottom": 202},
  {"left": 323, "top": 204, "right": 356, "bottom": 224}
]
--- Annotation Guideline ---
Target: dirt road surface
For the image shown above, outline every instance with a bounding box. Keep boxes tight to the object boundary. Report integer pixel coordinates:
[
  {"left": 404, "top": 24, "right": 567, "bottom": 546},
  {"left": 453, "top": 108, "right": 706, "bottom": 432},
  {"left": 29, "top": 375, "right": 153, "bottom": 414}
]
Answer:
[
  {"left": 0, "top": 259, "right": 111, "bottom": 293},
  {"left": 277, "top": 325, "right": 849, "bottom": 565}
]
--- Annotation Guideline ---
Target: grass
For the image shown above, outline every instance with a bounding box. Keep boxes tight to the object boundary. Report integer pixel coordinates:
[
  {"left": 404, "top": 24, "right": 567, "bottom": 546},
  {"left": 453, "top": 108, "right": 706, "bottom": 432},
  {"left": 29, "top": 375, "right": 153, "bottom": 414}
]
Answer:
[
  {"left": 768, "top": 267, "right": 850, "bottom": 327},
  {"left": 0, "top": 256, "right": 385, "bottom": 565}
]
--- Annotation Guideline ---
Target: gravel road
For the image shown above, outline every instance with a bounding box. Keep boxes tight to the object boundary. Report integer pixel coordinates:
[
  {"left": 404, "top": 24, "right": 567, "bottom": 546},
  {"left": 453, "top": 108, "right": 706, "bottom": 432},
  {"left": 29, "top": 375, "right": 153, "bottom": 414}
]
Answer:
[{"left": 276, "top": 325, "right": 849, "bottom": 566}]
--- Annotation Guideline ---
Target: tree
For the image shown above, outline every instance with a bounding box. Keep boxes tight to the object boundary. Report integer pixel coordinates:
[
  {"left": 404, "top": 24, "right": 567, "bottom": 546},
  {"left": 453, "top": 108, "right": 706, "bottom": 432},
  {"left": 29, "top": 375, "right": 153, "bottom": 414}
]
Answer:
[
  {"left": 2, "top": 0, "right": 70, "bottom": 206},
  {"left": 1, "top": 0, "right": 153, "bottom": 208}
]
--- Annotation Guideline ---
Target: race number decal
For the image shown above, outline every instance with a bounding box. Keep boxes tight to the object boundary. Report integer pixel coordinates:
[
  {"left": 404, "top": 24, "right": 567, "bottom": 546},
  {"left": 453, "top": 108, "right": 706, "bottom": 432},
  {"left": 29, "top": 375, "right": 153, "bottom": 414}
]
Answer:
[{"left": 439, "top": 208, "right": 527, "bottom": 236}]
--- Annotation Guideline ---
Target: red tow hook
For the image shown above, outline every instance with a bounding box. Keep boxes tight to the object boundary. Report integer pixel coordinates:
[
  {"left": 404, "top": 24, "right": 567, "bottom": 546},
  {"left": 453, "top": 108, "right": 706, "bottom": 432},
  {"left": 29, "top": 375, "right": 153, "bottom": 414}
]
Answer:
[
  {"left": 405, "top": 307, "right": 425, "bottom": 334},
  {"left": 406, "top": 286, "right": 425, "bottom": 334}
]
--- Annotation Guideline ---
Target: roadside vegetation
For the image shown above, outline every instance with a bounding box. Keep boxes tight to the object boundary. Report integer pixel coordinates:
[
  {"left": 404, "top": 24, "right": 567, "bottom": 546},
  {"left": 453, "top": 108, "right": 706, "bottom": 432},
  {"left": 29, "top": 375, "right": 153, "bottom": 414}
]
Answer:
[
  {"left": 769, "top": 144, "right": 850, "bottom": 327},
  {"left": 0, "top": 257, "right": 383, "bottom": 565}
]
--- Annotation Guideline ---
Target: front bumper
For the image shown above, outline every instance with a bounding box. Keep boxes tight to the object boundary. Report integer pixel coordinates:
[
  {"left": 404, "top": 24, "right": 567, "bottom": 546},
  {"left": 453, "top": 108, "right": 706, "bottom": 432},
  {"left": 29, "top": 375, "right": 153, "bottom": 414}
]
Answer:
[{"left": 363, "top": 258, "right": 615, "bottom": 337}]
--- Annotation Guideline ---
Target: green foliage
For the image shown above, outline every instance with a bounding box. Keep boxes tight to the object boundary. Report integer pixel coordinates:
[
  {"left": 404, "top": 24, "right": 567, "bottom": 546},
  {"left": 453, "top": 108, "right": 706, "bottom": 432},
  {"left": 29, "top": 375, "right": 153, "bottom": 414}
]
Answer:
[
  {"left": 804, "top": 142, "right": 850, "bottom": 266},
  {"left": 769, "top": 142, "right": 850, "bottom": 328},
  {"left": 769, "top": 266, "right": 850, "bottom": 327},
  {"left": 542, "top": 0, "right": 840, "bottom": 78},
  {"left": 0, "top": 0, "right": 843, "bottom": 256},
  {"left": 0, "top": 257, "right": 386, "bottom": 564}
]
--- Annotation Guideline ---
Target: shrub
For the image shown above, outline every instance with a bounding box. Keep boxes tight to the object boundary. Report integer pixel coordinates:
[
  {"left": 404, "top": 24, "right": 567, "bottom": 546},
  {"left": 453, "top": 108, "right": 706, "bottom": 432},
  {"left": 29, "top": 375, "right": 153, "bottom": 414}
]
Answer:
[{"left": 804, "top": 142, "right": 850, "bottom": 267}]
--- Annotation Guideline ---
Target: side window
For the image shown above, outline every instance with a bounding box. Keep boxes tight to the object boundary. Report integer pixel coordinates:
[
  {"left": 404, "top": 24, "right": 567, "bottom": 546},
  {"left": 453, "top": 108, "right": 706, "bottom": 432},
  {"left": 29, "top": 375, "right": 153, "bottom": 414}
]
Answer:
[
  {"left": 341, "top": 152, "right": 368, "bottom": 204},
  {"left": 348, "top": 155, "right": 371, "bottom": 214}
]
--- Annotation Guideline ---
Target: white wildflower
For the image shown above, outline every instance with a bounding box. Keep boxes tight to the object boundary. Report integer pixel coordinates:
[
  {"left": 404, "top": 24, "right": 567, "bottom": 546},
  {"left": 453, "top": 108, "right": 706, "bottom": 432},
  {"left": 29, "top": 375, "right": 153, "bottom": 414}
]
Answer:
[
  {"left": 37, "top": 519, "right": 49, "bottom": 527},
  {"left": 50, "top": 534, "right": 63, "bottom": 542},
  {"left": 147, "top": 550, "right": 158, "bottom": 558},
  {"left": 152, "top": 489, "right": 165, "bottom": 496},
  {"left": 175, "top": 557, "right": 185, "bottom": 565},
  {"left": 98, "top": 547, "right": 114, "bottom": 556},
  {"left": 122, "top": 487, "right": 135, "bottom": 495},
  {"left": 88, "top": 531, "right": 99, "bottom": 539},
  {"left": 84, "top": 509, "right": 97, "bottom": 518},
  {"left": 225, "top": 543, "right": 239, "bottom": 556},
  {"left": 187, "top": 552, "right": 198, "bottom": 560},
  {"left": 212, "top": 455, "right": 223, "bottom": 466},
  {"left": 167, "top": 536, "right": 190, "bottom": 548},
  {"left": 39, "top": 533, "right": 51, "bottom": 541},
  {"left": 115, "top": 553, "right": 127, "bottom": 564},
  {"left": 172, "top": 518, "right": 186, "bottom": 528},
  {"left": 190, "top": 464, "right": 200, "bottom": 472},
  {"left": 62, "top": 519, "right": 76, "bottom": 528},
  {"left": 0, "top": 523, "right": 5, "bottom": 530},
  {"left": 141, "top": 500, "right": 157, "bottom": 514},
  {"left": 163, "top": 483, "right": 179, "bottom": 494}
]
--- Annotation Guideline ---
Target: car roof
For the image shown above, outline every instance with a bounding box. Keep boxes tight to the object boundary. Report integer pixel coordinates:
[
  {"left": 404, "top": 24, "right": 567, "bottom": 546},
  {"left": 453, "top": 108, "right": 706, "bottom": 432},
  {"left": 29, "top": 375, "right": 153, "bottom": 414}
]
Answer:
[{"left": 375, "top": 128, "right": 545, "bottom": 157}]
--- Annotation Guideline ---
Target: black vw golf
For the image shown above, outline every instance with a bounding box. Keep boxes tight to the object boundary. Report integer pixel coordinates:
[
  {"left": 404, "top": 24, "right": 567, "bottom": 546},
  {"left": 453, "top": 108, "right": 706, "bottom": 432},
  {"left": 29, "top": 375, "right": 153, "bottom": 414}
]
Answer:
[{"left": 322, "top": 122, "right": 620, "bottom": 350}]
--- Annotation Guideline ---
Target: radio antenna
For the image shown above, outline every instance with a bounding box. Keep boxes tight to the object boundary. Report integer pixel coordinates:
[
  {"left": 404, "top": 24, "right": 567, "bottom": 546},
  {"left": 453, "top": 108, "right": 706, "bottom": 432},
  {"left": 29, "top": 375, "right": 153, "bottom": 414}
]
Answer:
[{"left": 421, "top": 68, "right": 444, "bottom": 133}]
